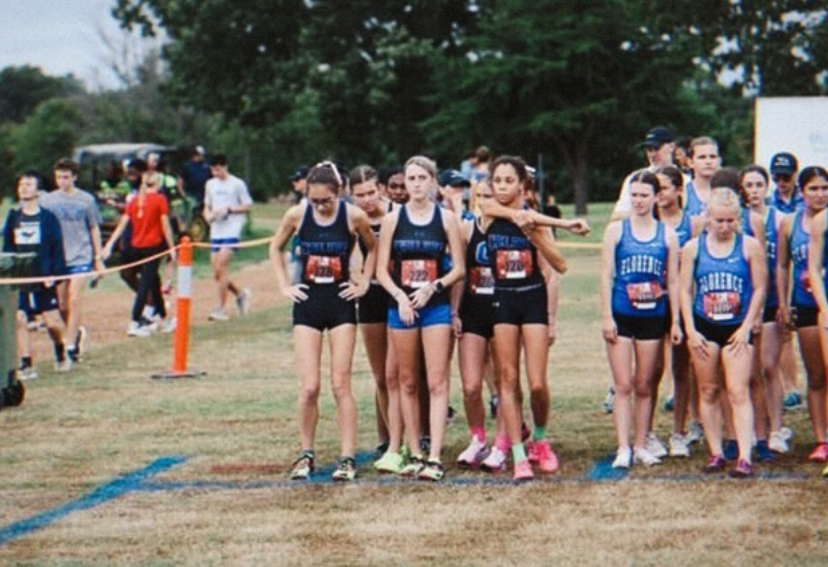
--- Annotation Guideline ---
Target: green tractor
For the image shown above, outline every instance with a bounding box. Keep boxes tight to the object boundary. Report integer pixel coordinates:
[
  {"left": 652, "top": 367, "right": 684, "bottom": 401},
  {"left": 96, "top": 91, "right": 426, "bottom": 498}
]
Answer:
[{"left": 73, "top": 144, "right": 209, "bottom": 247}]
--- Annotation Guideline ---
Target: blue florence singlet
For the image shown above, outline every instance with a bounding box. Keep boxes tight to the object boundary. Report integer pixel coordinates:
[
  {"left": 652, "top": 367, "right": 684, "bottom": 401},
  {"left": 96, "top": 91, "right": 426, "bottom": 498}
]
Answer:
[
  {"left": 612, "top": 219, "right": 669, "bottom": 318},
  {"left": 789, "top": 210, "right": 828, "bottom": 308},
  {"left": 693, "top": 232, "right": 753, "bottom": 326}
]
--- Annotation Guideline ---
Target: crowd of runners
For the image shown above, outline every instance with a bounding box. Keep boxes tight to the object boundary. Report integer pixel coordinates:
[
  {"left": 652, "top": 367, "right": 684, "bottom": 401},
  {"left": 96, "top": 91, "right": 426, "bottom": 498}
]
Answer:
[
  {"left": 5, "top": 132, "right": 828, "bottom": 483},
  {"left": 602, "top": 128, "right": 828, "bottom": 480}
]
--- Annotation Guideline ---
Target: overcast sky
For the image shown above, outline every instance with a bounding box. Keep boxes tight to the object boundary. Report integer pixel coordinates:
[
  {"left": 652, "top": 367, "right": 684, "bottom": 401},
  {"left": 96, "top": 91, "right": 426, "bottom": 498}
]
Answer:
[{"left": 0, "top": 0, "right": 156, "bottom": 90}]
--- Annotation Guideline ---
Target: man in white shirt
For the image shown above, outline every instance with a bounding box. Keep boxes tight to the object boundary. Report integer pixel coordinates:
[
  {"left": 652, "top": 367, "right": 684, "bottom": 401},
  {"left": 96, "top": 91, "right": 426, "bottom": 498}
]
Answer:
[
  {"left": 611, "top": 126, "right": 679, "bottom": 221},
  {"left": 204, "top": 154, "right": 253, "bottom": 321}
]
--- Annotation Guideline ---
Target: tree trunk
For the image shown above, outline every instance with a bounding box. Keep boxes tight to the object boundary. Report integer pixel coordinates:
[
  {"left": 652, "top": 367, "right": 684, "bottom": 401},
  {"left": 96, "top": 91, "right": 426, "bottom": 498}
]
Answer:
[
  {"left": 550, "top": 132, "right": 590, "bottom": 215},
  {"left": 572, "top": 143, "right": 588, "bottom": 215}
]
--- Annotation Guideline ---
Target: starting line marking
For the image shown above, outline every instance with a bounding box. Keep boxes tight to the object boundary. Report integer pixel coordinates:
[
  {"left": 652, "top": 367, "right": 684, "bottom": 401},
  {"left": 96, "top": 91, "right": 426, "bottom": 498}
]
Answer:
[
  {"left": 0, "top": 456, "right": 187, "bottom": 547},
  {"left": 0, "top": 452, "right": 818, "bottom": 548}
]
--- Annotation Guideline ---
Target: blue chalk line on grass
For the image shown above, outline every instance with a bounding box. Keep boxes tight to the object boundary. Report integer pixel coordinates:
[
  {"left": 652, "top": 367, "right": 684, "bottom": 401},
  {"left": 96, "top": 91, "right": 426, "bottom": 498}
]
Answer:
[
  {"left": 0, "top": 451, "right": 816, "bottom": 547},
  {"left": 0, "top": 455, "right": 188, "bottom": 548},
  {"left": 586, "top": 453, "right": 629, "bottom": 482}
]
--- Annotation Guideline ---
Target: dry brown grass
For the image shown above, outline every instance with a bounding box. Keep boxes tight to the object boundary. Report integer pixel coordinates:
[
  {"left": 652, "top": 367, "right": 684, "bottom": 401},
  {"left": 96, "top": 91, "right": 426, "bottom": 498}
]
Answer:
[{"left": 1, "top": 251, "right": 827, "bottom": 566}]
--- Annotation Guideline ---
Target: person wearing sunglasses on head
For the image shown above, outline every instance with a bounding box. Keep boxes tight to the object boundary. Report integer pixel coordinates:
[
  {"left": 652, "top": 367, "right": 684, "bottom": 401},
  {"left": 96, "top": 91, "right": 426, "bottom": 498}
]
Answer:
[{"left": 769, "top": 152, "right": 803, "bottom": 214}]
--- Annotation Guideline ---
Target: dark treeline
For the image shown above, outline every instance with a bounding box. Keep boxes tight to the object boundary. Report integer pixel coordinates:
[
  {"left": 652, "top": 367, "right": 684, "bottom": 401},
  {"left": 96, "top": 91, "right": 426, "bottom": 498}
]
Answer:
[{"left": 3, "top": 1, "right": 827, "bottom": 210}]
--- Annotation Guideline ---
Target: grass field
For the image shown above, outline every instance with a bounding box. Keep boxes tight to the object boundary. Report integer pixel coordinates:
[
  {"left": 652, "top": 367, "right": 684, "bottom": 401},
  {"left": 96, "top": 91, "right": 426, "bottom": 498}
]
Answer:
[{"left": 1, "top": 201, "right": 827, "bottom": 566}]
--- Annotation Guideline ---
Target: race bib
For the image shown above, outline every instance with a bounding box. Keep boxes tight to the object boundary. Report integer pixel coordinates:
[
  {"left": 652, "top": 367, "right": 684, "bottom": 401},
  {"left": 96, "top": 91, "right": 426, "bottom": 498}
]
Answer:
[
  {"left": 495, "top": 250, "right": 534, "bottom": 280},
  {"left": 401, "top": 259, "right": 437, "bottom": 289},
  {"left": 469, "top": 266, "right": 495, "bottom": 295},
  {"left": 626, "top": 282, "right": 663, "bottom": 310},
  {"left": 703, "top": 292, "right": 741, "bottom": 321},
  {"left": 304, "top": 255, "right": 343, "bottom": 284}
]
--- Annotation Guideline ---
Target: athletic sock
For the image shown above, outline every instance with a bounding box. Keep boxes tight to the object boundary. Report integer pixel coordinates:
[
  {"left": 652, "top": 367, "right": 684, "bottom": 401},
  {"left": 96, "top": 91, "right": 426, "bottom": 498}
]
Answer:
[
  {"left": 495, "top": 433, "right": 511, "bottom": 453},
  {"left": 511, "top": 443, "right": 528, "bottom": 463},
  {"left": 533, "top": 425, "right": 547, "bottom": 442},
  {"left": 470, "top": 427, "right": 487, "bottom": 444},
  {"left": 21, "top": 356, "right": 33, "bottom": 368},
  {"left": 53, "top": 342, "right": 66, "bottom": 361},
  {"left": 66, "top": 347, "right": 78, "bottom": 362}
]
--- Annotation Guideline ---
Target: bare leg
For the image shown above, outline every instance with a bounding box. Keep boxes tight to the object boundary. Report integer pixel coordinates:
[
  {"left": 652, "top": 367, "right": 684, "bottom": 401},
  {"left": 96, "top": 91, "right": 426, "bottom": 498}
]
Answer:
[
  {"left": 633, "top": 339, "right": 664, "bottom": 449},
  {"left": 390, "top": 328, "right": 423, "bottom": 455},
  {"left": 762, "top": 320, "right": 785, "bottom": 433},
  {"left": 607, "top": 336, "right": 634, "bottom": 450},
  {"left": 384, "top": 340, "right": 404, "bottom": 453},
  {"left": 672, "top": 343, "right": 692, "bottom": 434},
  {"left": 522, "top": 324, "right": 550, "bottom": 435},
  {"left": 293, "top": 326, "right": 323, "bottom": 451},
  {"left": 328, "top": 324, "right": 358, "bottom": 457},
  {"left": 459, "top": 333, "right": 489, "bottom": 434},
  {"left": 422, "top": 324, "right": 453, "bottom": 461},
  {"left": 491, "top": 324, "right": 523, "bottom": 446},
  {"left": 691, "top": 343, "right": 725, "bottom": 457},
  {"left": 722, "top": 343, "right": 756, "bottom": 463},
  {"left": 360, "top": 322, "right": 390, "bottom": 445},
  {"left": 801, "top": 327, "right": 828, "bottom": 443}
]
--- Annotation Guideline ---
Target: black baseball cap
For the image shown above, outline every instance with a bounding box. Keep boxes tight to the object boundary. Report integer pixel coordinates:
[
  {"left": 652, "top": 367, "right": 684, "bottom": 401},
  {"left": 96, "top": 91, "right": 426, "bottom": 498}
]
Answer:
[
  {"left": 769, "top": 152, "right": 798, "bottom": 176},
  {"left": 640, "top": 126, "right": 676, "bottom": 148},
  {"left": 289, "top": 166, "right": 309, "bottom": 181},
  {"left": 438, "top": 169, "right": 471, "bottom": 188}
]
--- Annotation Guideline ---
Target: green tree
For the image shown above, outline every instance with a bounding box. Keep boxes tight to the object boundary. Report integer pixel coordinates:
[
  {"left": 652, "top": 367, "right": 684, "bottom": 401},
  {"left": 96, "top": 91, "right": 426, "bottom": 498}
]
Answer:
[
  {"left": 424, "top": 0, "right": 704, "bottom": 213},
  {"left": 0, "top": 66, "right": 81, "bottom": 124},
  {"left": 113, "top": 0, "right": 477, "bottom": 171},
  {"left": 674, "top": 1, "right": 828, "bottom": 96},
  {"left": 12, "top": 99, "right": 83, "bottom": 178}
]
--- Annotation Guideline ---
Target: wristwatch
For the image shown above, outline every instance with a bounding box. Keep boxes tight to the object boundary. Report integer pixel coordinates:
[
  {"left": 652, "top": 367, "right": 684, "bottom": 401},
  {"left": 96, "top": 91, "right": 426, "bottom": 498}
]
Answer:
[{"left": 433, "top": 280, "right": 445, "bottom": 293}]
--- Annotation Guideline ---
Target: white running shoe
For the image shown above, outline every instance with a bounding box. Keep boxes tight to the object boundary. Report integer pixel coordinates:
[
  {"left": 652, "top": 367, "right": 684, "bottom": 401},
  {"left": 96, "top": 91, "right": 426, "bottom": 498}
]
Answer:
[
  {"left": 237, "top": 289, "right": 252, "bottom": 316},
  {"left": 645, "top": 432, "right": 668, "bottom": 458},
  {"left": 54, "top": 358, "right": 72, "bottom": 372},
  {"left": 633, "top": 446, "right": 662, "bottom": 466},
  {"left": 769, "top": 430, "right": 790, "bottom": 453},
  {"left": 669, "top": 433, "right": 690, "bottom": 458},
  {"left": 684, "top": 421, "right": 704, "bottom": 445},
  {"left": 17, "top": 365, "right": 38, "bottom": 381},
  {"left": 480, "top": 447, "right": 508, "bottom": 472},
  {"left": 158, "top": 317, "right": 177, "bottom": 334},
  {"left": 612, "top": 446, "right": 632, "bottom": 469},
  {"left": 456, "top": 437, "right": 488, "bottom": 468},
  {"left": 128, "top": 320, "right": 154, "bottom": 338},
  {"left": 779, "top": 426, "right": 793, "bottom": 441},
  {"left": 208, "top": 308, "right": 230, "bottom": 322}
]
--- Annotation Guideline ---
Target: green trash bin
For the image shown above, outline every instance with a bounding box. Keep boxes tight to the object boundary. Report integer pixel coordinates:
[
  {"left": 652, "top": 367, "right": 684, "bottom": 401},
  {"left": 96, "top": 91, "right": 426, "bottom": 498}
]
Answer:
[{"left": 0, "top": 252, "right": 37, "bottom": 407}]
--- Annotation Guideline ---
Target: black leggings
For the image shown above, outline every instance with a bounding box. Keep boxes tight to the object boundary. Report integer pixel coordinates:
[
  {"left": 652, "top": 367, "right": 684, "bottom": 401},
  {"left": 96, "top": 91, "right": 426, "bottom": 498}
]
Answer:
[{"left": 130, "top": 244, "right": 167, "bottom": 322}]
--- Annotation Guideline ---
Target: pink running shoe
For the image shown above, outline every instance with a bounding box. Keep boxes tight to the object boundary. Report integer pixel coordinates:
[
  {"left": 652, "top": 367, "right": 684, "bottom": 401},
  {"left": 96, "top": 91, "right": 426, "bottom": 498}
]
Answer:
[
  {"left": 526, "top": 440, "right": 538, "bottom": 463},
  {"left": 533, "top": 440, "right": 560, "bottom": 473},
  {"left": 513, "top": 458, "right": 534, "bottom": 481},
  {"left": 808, "top": 442, "right": 828, "bottom": 462}
]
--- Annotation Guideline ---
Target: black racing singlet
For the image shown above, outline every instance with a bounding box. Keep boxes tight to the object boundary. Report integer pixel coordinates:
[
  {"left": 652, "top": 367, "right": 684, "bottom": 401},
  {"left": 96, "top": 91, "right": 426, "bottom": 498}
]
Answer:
[
  {"left": 486, "top": 217, "right": 544, "bottom": 290},
  {"left": 297, "top": 201, "right": 354, "bottom": 285},
  {"left": 390, "top": 205, "right": 448, "bottom": 306},
  {"left": 465, "top": 217, "right": 494, "bottom": 296}
]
